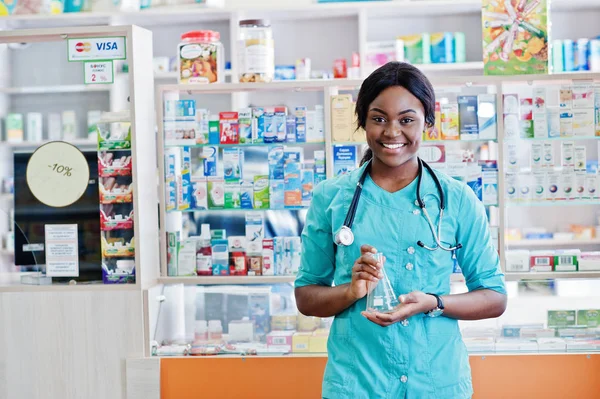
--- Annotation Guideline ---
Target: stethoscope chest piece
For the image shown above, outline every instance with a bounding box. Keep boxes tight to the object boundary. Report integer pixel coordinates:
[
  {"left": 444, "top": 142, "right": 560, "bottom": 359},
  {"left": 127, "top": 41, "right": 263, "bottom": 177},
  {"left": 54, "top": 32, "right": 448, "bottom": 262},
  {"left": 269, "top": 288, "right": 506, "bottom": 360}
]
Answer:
[{"left": 334, "top": 226, "right": 354, "bottom": 247}]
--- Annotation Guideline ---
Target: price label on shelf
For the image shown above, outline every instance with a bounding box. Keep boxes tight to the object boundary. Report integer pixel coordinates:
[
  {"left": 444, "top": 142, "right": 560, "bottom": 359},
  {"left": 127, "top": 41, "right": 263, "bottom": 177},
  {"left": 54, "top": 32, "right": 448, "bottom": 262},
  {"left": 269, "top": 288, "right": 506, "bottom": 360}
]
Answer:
[
  {"left": 84, "top": 61, "right": 114, "bottom": 85},
  {"left": 26, "top": 142, "right": 91, "bottom": 208}
]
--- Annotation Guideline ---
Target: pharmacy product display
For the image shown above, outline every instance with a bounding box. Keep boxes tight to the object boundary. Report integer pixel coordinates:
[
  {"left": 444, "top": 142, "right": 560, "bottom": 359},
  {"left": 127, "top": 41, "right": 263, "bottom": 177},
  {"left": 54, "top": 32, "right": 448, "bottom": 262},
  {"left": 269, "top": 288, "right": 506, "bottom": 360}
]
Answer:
[
  {"left": 165, "top": 145, "right": 324, "bottom": 212},
  {"left": 151, "top": 284, "right": 332, "bottom": 356},
  {"left": 96, "top": 114, "right": 136, "bottom": 284},
  {"left": 364, "top": 32, "right": 467, "bottom": 74},
  {"left": 1, "top": 110, "right": 103, "bottom": 144},
  {"left": 482, "top": 0, "right": 549, "bottom": 75},
  {"left": 160, "top": 94, "right": 327, "bottom": 278},
  {"left": 505, "top": 249, "right": 600, "bottom": 272},
  {"left": 503, "top": 84, "right": 600, "bottom": 206},
  {"left": 502, "top": 81, "right": 600, "bottom": 279},
  {"left": 552, "top": 37, "right": 600, "bottom": 73},
  {"left": 164, "top": 100, "right": 325, "bottom": 146},
  {"left": 168, "top": 216, "right": 302, "bottom": 277},
  {"left": 464, "top": 309, "right": 600, "bottom": 353}
]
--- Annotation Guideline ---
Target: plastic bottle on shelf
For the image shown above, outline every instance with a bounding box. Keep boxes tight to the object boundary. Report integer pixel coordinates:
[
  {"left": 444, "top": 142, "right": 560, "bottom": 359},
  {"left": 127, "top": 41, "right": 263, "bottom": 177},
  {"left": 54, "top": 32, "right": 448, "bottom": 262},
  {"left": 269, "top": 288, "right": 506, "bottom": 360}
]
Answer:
[
  {"left": 196, "top": 224, "right": 213, "bottom": 276},
  {"left": 195, "top": 320, "right": 208, "bottom": 342},
  {"left": 208, "top": 320, "right": 223, "bottom": 341}
]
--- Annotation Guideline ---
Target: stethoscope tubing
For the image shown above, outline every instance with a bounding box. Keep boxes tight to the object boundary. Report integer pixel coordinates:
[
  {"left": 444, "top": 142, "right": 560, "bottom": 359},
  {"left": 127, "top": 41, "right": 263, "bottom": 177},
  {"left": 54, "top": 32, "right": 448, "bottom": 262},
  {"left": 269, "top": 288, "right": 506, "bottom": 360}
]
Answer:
[{"left": 336, "top": 158, "right": 462, "bottom": 252}]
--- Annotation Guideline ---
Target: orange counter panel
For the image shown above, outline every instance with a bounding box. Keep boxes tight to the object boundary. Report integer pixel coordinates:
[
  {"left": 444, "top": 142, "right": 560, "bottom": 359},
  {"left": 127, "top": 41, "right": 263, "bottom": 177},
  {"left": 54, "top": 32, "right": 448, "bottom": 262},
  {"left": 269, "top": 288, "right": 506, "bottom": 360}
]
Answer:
[{"left": 161, "top": 354, "right": 600, "bottom": 399}]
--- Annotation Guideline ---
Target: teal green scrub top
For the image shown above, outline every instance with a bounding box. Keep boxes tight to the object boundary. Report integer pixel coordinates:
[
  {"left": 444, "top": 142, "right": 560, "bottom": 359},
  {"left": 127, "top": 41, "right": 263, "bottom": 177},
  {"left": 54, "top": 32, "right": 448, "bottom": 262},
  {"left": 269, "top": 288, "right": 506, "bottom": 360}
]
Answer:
[{"left": 295, "top": 162, "right": 506, "bottom": 399}]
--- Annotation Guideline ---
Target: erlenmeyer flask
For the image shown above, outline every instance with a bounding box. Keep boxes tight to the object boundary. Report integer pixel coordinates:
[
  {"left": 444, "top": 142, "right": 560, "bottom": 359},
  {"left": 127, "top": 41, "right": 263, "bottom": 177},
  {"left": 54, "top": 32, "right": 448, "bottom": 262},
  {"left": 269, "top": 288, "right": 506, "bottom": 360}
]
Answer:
[{"left": 366, "top": 253, "right": 400, "bottom": 313}]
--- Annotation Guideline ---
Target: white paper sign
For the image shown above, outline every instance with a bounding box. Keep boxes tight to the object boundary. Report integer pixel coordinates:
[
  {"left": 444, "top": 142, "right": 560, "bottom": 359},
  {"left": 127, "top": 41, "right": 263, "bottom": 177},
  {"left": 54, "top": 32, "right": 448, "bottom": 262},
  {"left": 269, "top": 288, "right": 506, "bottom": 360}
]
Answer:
[
  {"left": 84, "top": 61, "right": 114, "bottom": 84},
  {"left": 45, "top": 224, "right": 79, "bottom": 277},
  {"left": 67, "top": 37, "right": 126, "bottom": 62},
  {"left": 26, "top": 141, "right": 90, "bottom": 208}
]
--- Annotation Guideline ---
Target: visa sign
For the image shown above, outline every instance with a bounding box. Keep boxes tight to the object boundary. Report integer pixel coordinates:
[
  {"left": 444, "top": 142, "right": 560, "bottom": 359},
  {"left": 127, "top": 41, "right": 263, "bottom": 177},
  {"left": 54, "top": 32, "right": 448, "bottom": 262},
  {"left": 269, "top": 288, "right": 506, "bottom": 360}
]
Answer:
[{"left": 68, "top": 37, "right": 126, "bottom": 62}]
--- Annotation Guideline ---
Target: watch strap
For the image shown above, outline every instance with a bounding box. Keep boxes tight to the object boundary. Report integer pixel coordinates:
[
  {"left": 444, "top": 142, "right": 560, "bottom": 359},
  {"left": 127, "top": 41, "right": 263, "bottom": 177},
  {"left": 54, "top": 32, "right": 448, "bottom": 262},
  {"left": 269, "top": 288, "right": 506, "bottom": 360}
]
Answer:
[{"left": 426, "top": 293, "right": 444, "bottom": 313}]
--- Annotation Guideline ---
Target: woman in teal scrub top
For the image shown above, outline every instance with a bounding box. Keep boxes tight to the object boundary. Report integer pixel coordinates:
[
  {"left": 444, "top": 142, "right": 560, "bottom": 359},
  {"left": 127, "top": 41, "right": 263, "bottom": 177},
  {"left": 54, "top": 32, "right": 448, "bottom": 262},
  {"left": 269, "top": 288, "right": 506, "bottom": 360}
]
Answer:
[{"left": 295, "top": 62, "right": 507, "bottom": 399}]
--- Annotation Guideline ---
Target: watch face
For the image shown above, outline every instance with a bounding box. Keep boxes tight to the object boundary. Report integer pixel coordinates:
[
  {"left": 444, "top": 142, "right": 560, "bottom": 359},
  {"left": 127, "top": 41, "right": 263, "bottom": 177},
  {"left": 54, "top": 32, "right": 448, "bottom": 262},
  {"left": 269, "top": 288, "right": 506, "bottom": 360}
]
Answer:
[{"left": 428, "top": 308, "right": 444, "bottom": 318}]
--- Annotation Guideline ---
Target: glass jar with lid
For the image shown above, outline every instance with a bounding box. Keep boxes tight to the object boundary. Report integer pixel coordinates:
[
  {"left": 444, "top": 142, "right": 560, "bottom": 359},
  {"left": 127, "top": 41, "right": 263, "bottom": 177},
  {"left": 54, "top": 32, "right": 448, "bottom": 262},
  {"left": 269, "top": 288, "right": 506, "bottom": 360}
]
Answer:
[
  {"left": 238, "top": 19, "right": 275, "bottom": 83},
  {"left": 178, "top": 30, "right": 224, "bottom": 84}
]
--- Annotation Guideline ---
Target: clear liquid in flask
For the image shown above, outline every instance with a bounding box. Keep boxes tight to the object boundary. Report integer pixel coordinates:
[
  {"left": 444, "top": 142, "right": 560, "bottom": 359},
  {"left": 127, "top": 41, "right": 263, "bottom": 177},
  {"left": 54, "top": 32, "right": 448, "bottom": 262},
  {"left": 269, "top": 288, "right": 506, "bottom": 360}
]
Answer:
[{"left": 366, "top": 253, "right": 400, "bottom": 313}]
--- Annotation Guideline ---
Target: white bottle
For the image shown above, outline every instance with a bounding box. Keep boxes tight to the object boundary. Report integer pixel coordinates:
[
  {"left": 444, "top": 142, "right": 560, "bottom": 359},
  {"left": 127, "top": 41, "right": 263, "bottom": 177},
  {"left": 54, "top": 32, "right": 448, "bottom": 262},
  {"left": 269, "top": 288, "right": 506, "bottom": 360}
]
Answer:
[
  {"left": 208, "top": 320, "right": 223, "bottom": 341},
  {"left": 195, "top": 320, "right": 208, "bottom": 342}
]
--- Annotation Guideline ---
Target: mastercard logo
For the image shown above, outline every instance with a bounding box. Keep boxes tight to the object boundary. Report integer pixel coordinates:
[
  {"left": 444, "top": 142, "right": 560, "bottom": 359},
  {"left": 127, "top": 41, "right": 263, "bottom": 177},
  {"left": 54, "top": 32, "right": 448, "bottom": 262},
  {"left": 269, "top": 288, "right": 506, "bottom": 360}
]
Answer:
[{"left": 75, "top": 42, "right": 91, "bottom": 52}]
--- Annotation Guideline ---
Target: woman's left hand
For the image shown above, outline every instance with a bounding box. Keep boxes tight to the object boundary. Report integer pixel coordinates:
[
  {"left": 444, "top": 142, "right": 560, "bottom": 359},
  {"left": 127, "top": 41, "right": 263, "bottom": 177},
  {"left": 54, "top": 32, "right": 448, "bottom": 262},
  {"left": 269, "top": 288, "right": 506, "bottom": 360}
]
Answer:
[{"left": 361, "top": 291, "right": 438, "bottom": 327}]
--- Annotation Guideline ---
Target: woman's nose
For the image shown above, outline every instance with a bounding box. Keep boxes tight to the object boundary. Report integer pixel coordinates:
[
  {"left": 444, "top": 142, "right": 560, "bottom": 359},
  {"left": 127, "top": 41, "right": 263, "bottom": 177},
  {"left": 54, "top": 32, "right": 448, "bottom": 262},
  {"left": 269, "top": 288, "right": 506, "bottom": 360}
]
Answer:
[{"left": 384, "top": 121, "right": 403, "bottom": 137}]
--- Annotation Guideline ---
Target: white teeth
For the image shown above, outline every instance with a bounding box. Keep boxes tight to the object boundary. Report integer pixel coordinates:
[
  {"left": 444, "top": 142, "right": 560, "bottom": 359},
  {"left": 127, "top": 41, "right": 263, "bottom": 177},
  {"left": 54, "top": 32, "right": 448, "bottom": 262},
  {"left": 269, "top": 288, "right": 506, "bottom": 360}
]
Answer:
[{"left": 382, "top": 143, "right": 406, "bottom": 149}]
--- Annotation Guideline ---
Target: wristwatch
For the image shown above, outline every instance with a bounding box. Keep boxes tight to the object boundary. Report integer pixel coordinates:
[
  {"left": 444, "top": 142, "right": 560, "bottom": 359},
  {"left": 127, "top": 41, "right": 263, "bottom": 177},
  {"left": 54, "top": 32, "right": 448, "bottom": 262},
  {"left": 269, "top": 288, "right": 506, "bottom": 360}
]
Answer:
[{"left": 425, "top": 293, "right": 444, "bottom": 318}]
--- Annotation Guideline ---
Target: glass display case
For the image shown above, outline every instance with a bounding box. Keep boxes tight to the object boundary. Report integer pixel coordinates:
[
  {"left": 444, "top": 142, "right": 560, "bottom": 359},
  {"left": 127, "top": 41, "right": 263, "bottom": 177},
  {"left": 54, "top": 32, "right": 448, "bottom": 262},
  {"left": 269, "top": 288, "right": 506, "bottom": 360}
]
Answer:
[
  {"left": 154, "top": 81, "right": 332, "bottom": 355},
  {"left": 0, "top": 26, "right": 158, "bottom": 289}
]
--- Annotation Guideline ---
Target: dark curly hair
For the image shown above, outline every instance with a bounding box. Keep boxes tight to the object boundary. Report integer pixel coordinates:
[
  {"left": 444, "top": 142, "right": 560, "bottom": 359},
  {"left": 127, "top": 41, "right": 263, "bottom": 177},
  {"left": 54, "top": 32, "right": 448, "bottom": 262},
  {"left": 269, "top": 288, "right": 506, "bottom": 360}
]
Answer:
[{"left": 355, "top": 62, "right": 436, "bottom": 166}]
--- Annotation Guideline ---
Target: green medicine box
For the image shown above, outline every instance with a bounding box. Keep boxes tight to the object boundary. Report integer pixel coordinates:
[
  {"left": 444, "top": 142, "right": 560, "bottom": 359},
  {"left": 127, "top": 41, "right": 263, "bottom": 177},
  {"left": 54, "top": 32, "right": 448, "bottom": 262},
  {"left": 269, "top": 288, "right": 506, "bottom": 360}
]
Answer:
[
  {"left": 577, "top": 310, "right": 600, "bottom": 328},
  {"left": 547, "top": 310, "right": 576, "bottom": 328},
  {"left": 553, "top": 253, "right": 579, "bottom": 272}
]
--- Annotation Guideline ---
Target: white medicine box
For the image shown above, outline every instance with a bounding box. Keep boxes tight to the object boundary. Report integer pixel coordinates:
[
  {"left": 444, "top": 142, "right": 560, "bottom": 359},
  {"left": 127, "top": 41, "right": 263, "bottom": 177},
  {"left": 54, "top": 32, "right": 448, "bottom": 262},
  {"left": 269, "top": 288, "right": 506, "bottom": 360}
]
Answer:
[{"left": 505, "top": 250, "right": 530, "bottom": 272}]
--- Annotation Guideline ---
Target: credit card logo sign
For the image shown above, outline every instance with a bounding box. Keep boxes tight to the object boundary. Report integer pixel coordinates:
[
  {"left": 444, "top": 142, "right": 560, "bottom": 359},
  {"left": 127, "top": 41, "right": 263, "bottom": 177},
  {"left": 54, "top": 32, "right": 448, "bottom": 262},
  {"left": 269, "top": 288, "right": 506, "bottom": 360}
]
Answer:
[
  {"left": 75, "top": 42, "right": 91, "bottom": 52},
  {"left": 68, "top": 37, "right": 125, "bottom": 61}
]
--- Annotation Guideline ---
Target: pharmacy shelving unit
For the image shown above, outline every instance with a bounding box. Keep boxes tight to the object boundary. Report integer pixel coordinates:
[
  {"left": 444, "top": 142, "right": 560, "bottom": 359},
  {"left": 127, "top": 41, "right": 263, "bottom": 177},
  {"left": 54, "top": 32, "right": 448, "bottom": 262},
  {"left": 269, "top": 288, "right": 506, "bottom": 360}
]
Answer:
[{"left": 0, "top": 25, "right": 159, "bottom": 399}]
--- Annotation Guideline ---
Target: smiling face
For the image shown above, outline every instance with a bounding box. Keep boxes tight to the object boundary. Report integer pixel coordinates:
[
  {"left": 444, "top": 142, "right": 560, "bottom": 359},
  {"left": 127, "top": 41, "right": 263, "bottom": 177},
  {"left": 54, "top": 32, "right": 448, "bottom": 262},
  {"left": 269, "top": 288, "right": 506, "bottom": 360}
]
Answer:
[{"left": 365, "top": 85, "right": 427, "bottom": 170}]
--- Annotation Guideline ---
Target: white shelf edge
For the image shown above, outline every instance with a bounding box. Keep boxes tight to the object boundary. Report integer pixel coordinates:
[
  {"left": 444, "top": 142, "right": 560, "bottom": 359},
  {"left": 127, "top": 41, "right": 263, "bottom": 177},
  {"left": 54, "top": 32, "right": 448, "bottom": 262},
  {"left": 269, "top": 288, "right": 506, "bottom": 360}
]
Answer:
[
  {"left": 157, "top": 72, "right": 600, "bottom": 95},
  {"left": 0, "top": 85, "right": 111, "bottom": 94},
  {"left": 0, "top": 282, "right": 140, "bottom": 292},
  {"left": 505, "top": 271, "right": 600, "bottom": 281},
  {"left": 153, "top": 70, "right": 231, "bottom": 80},
  {"left": 506, "top": 201, "right": 600, "bottom": 208},
  {"left": 3, "top": 139, "right": 96, "bottom": 148},
  {"left": 507, "top": 239, "right": 600, "bottom": 248},
  {"left": 157, "top": 274, "right": 466, "bottom": 285},
  {"left": 413, "top": 61, "right": 484, "bottom": 72},
  {"left": 157, "top": 275, "right": 296, "bottom": 285}
]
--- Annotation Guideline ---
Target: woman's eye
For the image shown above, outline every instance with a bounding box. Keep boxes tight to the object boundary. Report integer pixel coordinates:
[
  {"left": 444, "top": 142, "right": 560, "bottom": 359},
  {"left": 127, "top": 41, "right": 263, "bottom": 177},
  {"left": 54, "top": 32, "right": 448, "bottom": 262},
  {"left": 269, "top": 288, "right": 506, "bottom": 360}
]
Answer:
[
  {"left": 372, "top": 117, "right": 386, "bottom": 123},
  {"left": 400, "top": 118, "right": 414, "bottom": 124}
]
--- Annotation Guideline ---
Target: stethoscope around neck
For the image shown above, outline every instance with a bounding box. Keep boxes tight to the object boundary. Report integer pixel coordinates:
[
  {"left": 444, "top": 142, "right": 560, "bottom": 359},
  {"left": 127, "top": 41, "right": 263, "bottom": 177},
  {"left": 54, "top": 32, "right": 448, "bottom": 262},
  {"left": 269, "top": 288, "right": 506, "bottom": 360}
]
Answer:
[{"left": 333, "top": 158, "right": 463, "bottom": 254}]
